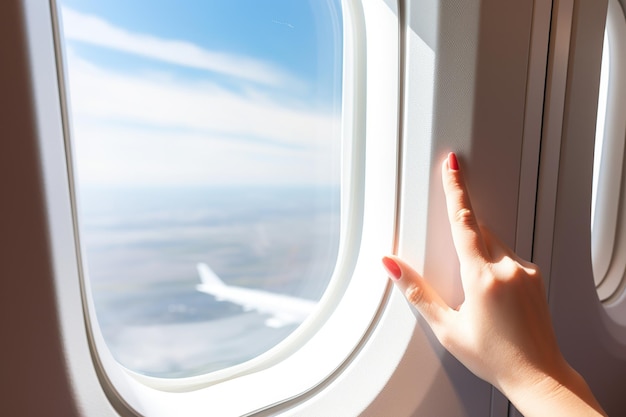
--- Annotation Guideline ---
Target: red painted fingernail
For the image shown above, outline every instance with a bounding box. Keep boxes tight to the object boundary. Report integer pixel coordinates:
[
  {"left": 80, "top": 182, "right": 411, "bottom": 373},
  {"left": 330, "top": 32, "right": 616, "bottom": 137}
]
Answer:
[
  {"left": 382, "top": 256, "right": 402, "bottom": 280},
  {"left": 448, "top": 152, "right": 459, "bottom": 171}
]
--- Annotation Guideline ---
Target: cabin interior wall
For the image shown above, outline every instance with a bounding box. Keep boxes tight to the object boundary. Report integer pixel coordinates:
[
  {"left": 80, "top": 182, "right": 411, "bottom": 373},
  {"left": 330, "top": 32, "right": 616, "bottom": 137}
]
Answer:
[{"left": 0, "top": 1, "right": 80, "bottom": 415}]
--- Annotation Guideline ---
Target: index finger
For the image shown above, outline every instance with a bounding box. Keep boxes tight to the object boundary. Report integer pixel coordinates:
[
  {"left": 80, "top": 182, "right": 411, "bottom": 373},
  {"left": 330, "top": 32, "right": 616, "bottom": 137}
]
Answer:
[{"left": 441, "top": 153, "right": 490, "bottom": 269}]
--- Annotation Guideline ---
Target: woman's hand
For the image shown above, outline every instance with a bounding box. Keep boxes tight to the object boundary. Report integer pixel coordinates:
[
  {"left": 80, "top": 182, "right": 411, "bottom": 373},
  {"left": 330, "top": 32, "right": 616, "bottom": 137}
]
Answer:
[{"left": 382, "top": 153, "right": 606, "bottom": 417}]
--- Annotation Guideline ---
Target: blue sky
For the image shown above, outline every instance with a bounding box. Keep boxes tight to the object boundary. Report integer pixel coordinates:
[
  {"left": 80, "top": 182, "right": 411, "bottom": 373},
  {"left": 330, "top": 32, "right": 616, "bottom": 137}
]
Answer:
[{"left": 58, "top": 0, "right": 343, "bottom": 186}]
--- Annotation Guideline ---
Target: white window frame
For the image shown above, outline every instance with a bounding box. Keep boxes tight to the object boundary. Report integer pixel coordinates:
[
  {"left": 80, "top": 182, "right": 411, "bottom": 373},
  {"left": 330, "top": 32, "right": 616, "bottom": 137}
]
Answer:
[
  {"left": 591, "top": 0, "right": 626, "bottom": 305},
  {"left": 30, "top": 0, "right": 402, "bottom": 415}
]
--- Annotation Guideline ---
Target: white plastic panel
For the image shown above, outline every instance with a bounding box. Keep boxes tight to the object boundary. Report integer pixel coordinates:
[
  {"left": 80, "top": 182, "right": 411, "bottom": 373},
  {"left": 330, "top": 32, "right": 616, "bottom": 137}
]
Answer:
[
  {"left": 393, "top": 0, "right": 538, "bottom": 415},
  {"left": 531, "top": 0, "right": 626, "bottom": 415},
  {"left": 351, "top": 0, "right": 543, "bottom": 416}
]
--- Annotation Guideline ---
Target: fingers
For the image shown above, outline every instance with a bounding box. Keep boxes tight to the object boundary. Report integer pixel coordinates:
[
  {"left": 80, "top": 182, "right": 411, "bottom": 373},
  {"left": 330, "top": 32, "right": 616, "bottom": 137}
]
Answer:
[
  {"left": 442, "top": 153, "right": 490, "bottom": 268},
  {"left": 382, "top": 256, "right": 453, "bottom": 331}
]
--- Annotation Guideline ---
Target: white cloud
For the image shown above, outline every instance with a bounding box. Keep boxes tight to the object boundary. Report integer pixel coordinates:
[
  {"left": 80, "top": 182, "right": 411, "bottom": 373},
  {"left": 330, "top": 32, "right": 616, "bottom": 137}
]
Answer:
[
  {"left": 67, "top": 55, "right": 338, "bottom": 151},
  {"left": 65, "top": 54, "right": 341, "bottom": 186},
  {"left": 61, "top": 6, "right": 302, "bottom": 88},
  {"left": 72, "top": 122, "right": 340, "bottom": 187}
]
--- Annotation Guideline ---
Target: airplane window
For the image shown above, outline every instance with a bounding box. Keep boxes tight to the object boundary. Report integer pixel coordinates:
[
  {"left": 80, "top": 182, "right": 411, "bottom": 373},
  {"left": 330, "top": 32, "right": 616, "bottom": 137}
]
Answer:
[
  {"left": 57, "top": 0, "right": 343, "bottom": 378},
  {"left": 591, "top": 0, "right": 626, "bottom": 303}
]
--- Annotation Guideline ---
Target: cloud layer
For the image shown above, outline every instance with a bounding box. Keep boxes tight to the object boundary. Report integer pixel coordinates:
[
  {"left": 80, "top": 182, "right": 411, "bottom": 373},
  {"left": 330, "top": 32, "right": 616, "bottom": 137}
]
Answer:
[{"left": 61, "top": 8, "right": 342, "bottom": 186}]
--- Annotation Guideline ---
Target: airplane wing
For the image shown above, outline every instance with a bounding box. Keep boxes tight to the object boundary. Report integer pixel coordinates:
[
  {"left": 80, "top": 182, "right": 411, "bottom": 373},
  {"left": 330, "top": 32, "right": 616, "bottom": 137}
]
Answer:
[{"left": 196, "top": 263, "right": 317, "bottom": 328}]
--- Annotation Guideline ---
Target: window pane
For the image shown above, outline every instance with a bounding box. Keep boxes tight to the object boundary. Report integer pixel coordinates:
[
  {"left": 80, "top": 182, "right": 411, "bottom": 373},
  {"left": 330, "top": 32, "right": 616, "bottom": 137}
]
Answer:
[{"left": 58, "top": 0, "right": 342, "bottom": 378}]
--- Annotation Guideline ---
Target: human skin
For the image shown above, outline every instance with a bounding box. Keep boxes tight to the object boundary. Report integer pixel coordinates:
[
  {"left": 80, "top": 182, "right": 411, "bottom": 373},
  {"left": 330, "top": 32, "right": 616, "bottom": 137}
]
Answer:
[{"left": 382, "top": 153, "right": 607, "bottom": 417}]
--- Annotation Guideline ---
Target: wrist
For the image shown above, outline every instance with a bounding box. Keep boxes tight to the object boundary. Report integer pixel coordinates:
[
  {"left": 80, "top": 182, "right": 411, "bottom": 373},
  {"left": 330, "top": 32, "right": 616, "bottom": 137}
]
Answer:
[{"left": 498, "top": 360, "right": 606, "bottom": 417}]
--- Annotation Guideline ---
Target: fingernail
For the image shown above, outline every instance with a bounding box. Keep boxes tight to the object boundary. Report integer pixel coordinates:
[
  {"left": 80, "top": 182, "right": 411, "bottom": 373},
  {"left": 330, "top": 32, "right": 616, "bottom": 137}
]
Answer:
[
  {"left": 448, "top": 152, "right": 459, "bottom": 171},
  {"left": 382, "top": 256, "right": 402, "bottom": 280}
]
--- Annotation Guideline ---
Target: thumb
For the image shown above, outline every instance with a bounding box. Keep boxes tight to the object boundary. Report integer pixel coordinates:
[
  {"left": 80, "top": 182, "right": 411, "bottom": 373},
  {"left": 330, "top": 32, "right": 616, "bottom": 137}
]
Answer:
[{"left": 382, "top": 256, "right": 453, "bottom": 332}]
